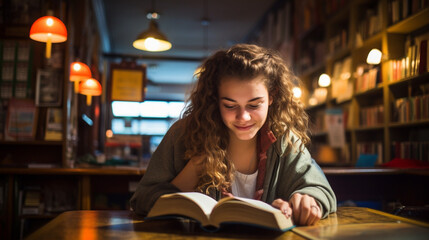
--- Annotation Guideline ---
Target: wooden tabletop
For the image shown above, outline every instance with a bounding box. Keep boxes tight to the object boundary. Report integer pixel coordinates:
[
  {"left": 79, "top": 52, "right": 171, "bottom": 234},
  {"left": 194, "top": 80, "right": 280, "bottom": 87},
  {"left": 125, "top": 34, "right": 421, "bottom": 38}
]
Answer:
[{"left": 26, "top": 207, "right": 429, "bottom": 240}]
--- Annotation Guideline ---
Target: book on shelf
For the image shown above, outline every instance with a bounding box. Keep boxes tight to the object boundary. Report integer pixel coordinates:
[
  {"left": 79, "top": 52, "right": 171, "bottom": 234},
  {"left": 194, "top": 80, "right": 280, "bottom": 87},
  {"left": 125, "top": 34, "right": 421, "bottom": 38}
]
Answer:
[
  {"left": 393, "top": 94, "right": 429, "bottom": 123},
  {"left": 20, "top": 188, "right": 43, "bottom": 215},
  {"left": 146, "top": 192, "right": 294, "bottom": 232},
  {"left": 357, "top": 141, "right": 383, "bottom": 165},
  {"left": 392, "top": 141, "right": 429, "bottom": 162},
  {"left": 359, "top": 105, "right": 384, "bottom": 127}
]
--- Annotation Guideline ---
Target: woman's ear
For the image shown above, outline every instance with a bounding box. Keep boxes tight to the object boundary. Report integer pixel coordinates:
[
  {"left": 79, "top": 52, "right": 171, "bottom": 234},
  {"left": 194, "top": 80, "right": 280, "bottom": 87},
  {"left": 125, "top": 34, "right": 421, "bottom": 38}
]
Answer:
[{"left": 269, "top": 96, "right": 273, "bottom": 105}]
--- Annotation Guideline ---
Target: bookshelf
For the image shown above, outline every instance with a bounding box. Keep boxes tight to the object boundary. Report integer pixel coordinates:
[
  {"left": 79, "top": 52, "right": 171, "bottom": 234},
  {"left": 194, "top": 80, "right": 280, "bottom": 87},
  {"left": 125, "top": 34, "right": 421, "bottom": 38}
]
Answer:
[{"left": 250, "top": 0, "right": 429, "bottom": 166}]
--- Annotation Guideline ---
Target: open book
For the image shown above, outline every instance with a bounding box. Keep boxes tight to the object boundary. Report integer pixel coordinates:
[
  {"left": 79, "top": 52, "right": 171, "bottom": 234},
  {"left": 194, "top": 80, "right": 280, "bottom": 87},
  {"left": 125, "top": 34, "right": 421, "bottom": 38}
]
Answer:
[{"left": 146, "top": 192, "right": 294, "bottom": 231}]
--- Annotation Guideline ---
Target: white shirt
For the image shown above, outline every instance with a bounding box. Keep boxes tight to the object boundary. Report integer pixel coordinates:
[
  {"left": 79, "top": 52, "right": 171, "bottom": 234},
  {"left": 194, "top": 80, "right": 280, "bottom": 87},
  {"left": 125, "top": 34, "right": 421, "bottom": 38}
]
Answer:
[{"left": 231, "top": 170, "right": 258, "bottom": 199}]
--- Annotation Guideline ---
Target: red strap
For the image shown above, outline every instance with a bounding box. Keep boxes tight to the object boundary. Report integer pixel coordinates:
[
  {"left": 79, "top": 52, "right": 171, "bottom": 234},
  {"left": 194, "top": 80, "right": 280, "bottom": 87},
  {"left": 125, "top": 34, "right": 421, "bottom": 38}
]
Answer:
[{"left": 254, "top": 122, "right": 277, "bottom": 200}]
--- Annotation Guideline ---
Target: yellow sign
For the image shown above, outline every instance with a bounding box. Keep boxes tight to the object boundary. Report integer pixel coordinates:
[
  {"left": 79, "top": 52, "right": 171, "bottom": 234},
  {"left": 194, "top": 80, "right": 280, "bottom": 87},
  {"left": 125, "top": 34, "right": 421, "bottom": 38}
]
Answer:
[{"left": 111, "top": 69, "right": 144, "bottom": 101}]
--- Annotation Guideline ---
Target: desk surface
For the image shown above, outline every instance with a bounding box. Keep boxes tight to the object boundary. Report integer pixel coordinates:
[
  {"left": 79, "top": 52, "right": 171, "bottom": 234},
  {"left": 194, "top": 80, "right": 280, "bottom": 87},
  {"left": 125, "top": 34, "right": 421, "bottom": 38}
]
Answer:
[{"left": 27, "top": 207, "right": 429, "bottom": 240}]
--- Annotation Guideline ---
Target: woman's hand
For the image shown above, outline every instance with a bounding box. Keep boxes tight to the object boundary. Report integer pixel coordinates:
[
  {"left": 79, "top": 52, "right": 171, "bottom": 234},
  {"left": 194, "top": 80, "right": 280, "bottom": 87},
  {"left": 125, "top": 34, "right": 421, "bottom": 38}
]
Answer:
[
  {"left": 271, "top": 193, "right": 321, "bottom": 226},
  {"left": 289, "top": 193, "right": 321, "bottom": 225},
  {"left": 171, "top": 155, "right": 204, "bottom": 191}
]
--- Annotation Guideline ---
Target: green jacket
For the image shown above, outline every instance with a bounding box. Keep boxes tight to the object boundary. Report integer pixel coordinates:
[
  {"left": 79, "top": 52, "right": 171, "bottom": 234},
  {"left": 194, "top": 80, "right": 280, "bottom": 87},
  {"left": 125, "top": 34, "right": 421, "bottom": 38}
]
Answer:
[{"left": 130, "top": 119, "right": 337, "bottom": 217}]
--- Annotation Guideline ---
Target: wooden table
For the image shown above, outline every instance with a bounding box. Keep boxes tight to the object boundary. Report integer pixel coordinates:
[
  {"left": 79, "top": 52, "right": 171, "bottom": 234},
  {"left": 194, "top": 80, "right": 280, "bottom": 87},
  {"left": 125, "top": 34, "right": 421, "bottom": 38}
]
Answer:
[{"left": 26, "top": 207, "right": 429, "bottom": 240}]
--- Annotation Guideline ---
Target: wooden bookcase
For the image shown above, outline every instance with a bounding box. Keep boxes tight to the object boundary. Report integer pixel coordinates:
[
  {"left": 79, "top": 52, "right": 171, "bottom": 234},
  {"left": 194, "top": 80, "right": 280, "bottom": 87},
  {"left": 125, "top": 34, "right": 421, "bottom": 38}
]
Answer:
[
  {"left": 0, "top": 168, "right": 143, "bottom": 240},
  {"left": 250, "top": 0, "right": 429, "bottom": 166}
]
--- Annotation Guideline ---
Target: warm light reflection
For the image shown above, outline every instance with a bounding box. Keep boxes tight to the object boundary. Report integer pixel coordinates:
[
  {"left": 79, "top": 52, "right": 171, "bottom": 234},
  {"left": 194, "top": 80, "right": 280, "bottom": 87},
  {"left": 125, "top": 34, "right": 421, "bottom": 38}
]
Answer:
[
  {"left": 309, "top": 97, "right": 318, "bottom": 106},
  {"left": 292, "top": 87, "right": 302, "bottom": 99},
  {"left": 79, "top": 212, "right": 96, "bottom": 240},
  {"left": 318, "top": 73, "right": 331, "bottom": 87},
  {"left": 106, "top": 129, "right": 113, "bottom": 138}
]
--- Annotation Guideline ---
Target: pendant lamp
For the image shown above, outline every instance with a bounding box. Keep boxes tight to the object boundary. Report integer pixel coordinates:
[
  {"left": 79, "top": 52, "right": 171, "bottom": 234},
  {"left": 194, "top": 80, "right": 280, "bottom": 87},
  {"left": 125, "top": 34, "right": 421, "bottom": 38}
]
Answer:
[
  {"left": 70, "top": 62, "right": 92, "bottom": 93},
  {"left": 29, "top": 16, "right": 67, "bottom": 58},
  {"left": 133, "top": 19, "right": 172, "bottom": 52},
  {"left": 79, "top": 78, "right": 102, "bottom": 106}
]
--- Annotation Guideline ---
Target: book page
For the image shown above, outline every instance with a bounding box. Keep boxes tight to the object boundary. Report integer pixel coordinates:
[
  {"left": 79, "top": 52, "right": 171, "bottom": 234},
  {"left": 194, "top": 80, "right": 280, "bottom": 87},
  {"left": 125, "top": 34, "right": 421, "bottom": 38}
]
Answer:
[
  {"left": 220, "top": 196, "right": 280, "bottom": 213},
  {"left": 173, "top": 192, "right": 218, "bottom": 216}
]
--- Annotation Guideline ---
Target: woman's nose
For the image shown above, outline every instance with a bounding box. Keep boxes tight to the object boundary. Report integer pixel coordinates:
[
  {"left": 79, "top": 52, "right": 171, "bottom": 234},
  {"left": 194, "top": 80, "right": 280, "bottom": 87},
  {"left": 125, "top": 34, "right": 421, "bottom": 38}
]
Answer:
[{"left": 236, "top": 109, "right": 251, "bottom": 121}]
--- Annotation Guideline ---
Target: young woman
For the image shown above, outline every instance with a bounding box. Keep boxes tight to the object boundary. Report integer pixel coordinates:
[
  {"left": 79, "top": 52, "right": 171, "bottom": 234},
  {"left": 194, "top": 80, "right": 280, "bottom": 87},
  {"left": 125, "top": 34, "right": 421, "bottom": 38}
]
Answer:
[{"left": 130, "top": 44, "right": 336, "bottom": 226}]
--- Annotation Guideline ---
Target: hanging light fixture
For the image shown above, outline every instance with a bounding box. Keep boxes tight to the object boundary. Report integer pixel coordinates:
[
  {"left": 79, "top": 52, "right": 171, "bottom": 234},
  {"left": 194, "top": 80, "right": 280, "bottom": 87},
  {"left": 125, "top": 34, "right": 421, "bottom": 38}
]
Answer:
[
  {"left": 79, "top": 78, "right": 102, "bottom": 106},
  {"left": 133, "top": 0, "right": 171, "bottom": 52},
  {"left": 70, "top": 62, "right": 92, "bottom": 93},
  {"left": 29, "top": 15, "right": 67, "bottom": 58},
  {"left": 133, "top": 19, "right": 171, "bottom": 52}
]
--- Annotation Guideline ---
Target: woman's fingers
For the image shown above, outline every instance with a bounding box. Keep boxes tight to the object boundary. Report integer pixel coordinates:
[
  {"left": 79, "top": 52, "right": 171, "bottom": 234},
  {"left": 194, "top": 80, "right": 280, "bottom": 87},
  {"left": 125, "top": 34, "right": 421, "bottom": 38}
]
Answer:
[{"left": 271, "top": 198, "right": 292, "bottom": 219}]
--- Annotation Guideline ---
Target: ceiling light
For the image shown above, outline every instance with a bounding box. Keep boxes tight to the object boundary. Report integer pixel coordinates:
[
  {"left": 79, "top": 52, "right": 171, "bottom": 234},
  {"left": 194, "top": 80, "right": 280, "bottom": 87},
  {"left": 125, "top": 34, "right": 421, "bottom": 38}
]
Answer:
[
  {"left": 70, "top": 62, "right": 91, "bottom": 93},
  {"left": 133, "top": 19, "right": 172, "bottom": 52},
  {"left": 79, "top": 78, "right": 102, "bottom": 106}
]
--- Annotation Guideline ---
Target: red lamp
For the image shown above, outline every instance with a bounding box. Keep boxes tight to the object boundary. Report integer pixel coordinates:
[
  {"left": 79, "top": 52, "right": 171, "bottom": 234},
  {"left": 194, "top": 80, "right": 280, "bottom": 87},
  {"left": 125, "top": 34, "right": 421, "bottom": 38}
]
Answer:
[
  {"left": 70, "top": 62, "right": 91, "bottom": 93},
  {"left": 79, "top": 78, "right": 102, "bottom": 106},
  {"left": 29, "top": 16, "right": 67, "bottom": 58}
]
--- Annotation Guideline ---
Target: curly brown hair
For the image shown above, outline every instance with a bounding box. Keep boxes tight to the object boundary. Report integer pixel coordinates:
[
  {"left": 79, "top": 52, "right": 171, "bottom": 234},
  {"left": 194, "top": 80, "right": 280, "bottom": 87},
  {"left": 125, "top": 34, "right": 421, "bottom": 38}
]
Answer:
[{"left": 181, "top": 44, "right": 309, "bottom": 194}]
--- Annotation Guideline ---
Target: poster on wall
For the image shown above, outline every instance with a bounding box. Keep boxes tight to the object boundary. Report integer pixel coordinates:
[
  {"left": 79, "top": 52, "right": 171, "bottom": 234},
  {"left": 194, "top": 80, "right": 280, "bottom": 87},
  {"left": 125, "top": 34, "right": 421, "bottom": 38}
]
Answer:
[{"left": 110, "top": 63, "right": 146, "bottom": 102}]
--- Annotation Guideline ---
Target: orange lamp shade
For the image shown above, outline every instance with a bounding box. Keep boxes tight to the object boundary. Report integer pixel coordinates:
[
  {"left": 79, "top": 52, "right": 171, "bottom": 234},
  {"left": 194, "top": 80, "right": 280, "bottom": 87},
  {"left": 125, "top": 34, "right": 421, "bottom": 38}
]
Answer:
[
  {"left": 70, "top": 62, "right": 91, "bottom": 93},
  {"left": 79, "top": 78, "right": 102, "bottom": 106},
  {"left": 29, "top": 16, "right": 67, "bottom": 58}
]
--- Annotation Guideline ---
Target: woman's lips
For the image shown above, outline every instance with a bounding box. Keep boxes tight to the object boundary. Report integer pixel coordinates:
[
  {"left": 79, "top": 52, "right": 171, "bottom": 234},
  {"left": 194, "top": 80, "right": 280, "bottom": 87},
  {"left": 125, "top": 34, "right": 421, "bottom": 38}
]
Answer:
[{"left": 234, "top": 124, "right": 254, "bottom": 131}]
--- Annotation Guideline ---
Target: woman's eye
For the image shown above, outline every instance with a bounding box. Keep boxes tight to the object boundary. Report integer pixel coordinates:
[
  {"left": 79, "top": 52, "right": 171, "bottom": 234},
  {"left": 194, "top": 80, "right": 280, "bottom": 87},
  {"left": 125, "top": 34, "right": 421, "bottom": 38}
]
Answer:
[
  {"left": 224, "top": 104, "right": 236, "bottom": 109},
  {"left": 248, "top": 104, "right": 260, "bottom": 109}
]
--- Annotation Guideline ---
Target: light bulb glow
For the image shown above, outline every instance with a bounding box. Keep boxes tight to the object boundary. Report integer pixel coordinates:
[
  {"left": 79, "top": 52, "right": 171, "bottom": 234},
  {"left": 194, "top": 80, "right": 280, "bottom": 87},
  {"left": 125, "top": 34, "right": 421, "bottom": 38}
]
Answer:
[
  {"left": 46, "top": 18, "right": 54, "bottom": 26},
  {"left": 73, "top": 63, "right": 81, "bottom": 71},
  {"left": 144, "top": 37, "right": 160, "bottom": 51},
  {"left": 292, "top": 87, "right": 302, "bottom": 99},
  {"left": 367, "top": 48, "right": 382, "bottom": 65},
  {"left": 318, "top": 73, "right": 331, "bottom": 87}
]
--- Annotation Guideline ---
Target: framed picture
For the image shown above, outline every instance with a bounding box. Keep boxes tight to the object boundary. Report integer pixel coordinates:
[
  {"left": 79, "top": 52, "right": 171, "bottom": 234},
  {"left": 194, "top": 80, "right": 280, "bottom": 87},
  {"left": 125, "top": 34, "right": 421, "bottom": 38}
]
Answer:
[
  {"left": 109, "top": 63, "right": 147, "bottom": 102},
  {"left": 44, "top": 108, "right": 63, "bottom": 141},
  {"left": 35, "top": 69, "right": 63, "bottom": 107},
  {"left": 5, "top": 98, "right": 38, "bottom": 140}
]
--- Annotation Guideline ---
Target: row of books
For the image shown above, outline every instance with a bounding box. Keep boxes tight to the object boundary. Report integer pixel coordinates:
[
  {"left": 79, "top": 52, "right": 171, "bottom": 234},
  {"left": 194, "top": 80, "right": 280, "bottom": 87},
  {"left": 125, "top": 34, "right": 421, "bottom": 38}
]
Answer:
[
  {"left": 357, "top": 141, "right": 383, "bottom": 165},
  {"left": 355, "top": 66, "right": 381, "bottom": 93},
  {"left": 331, "top": 57, "right": 353, "bottom": 102},
  {"left": 18, "top": 185, "right": 77, "bottom": 216},
  {"left": 360, "top": 105, "right": 384, "bottom": 127},
  {"left": 392, "top": 94, "right": 429, "bottom": 123},
  {"left": 355, "top": 0, "right": 383, "bottom": 45},
  {"left": 391, "top": 141, "right": 429, "bottom": 162},
  {"left": 328, "top": 28, "right": 348, "bottom": 56},
  {"left": 251, "top": 0, "right": 292, "bottom": 49},
  {"left": 387, "top": 38, "right": 428, "bottom": 83},
  {"left": 388, "top": 0, "right": 429, "bottom": 26},
  {"left": 293, "top": 0, "right": 325, "bottom": 37}
]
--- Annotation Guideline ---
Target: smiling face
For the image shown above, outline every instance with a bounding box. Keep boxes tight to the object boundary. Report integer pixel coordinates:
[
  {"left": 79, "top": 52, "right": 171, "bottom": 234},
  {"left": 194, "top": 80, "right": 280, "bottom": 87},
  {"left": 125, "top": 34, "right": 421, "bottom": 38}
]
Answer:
[{"left": 218, "top": 75, "right": 272, "bottom": 142}]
